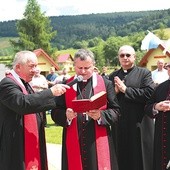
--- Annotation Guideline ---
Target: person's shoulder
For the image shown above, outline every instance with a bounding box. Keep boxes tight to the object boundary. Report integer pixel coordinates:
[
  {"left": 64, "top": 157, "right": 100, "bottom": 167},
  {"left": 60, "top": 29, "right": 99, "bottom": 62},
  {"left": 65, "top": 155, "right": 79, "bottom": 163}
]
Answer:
[
  {"left": 135, "top": 66, "right": 150, "bottom": 73},
  {"left": 102, "top": 75, "right": 113, "bottom": 85},
  {"left": 109, "top": 69, "right": 120, "bottom": 79},
  {"left": 0, "top": 77, "right": 13, "bottom": 83},
  {"left": 0, "top": 77, "right": 17, "bottom": 88},
  {"left": 163, "top": 68, "right": 168, "bottom": 72},
  {"left": 151, "top": 68, "right": 157, "bottom": 73},
  {"left": 46, "top": 73, "right": 51, "bottom": 76},
  {"left": 110, "top": 69, "right": 120, "bottom": 75},
  {"left": 46, "top": 74, "right": 51, "bottom": 79},
  {"left": 155, "top": 79, "right": 169, "bottom": 90},
  {"left": 40, "top": 74, "right": 46, "bottom": 79}
]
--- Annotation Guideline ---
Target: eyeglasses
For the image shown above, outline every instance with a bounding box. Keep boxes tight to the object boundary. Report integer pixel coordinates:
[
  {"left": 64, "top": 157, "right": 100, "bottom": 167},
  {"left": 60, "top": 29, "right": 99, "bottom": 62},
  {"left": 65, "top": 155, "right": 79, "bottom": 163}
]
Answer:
[{"left": 119, "top": 54, "right": 132, "bottom": 58}]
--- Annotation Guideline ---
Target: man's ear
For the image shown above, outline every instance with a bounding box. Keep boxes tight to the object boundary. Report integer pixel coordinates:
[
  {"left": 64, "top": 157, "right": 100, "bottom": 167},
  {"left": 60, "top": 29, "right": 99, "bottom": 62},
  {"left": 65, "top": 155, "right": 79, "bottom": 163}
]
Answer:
[
  {"left": 16, "top": 63, "right": 19, "bottom": 68},
  {"left": 15, "top": 64, "right": 21, "bottom": 72}
]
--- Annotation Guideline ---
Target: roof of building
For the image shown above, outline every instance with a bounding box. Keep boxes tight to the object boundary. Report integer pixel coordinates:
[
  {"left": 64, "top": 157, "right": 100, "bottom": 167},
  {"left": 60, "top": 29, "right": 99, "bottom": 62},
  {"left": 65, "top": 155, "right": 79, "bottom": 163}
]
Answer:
[
  {"left": 33, "top": 48, "right": 59, "bottom": 70},
  {"left": 139, "top": 44, "right": 170, "bottom": 67},
  {"left": 57, "top": 54, "right": 73, "bottom": 63}
]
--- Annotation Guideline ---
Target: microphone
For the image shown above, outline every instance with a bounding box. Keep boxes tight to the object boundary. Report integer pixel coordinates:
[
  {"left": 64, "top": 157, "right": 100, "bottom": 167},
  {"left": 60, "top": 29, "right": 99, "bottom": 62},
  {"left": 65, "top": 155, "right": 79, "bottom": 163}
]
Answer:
[{"left": 66, "top": 75, "right": 83, "bottom": 87}]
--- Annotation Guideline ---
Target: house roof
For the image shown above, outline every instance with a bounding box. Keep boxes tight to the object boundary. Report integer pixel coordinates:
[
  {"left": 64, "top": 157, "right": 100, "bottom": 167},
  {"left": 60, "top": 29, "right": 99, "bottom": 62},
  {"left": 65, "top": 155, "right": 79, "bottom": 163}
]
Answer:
[
  {"left": 33, "top": 48, "right": 59, "bottom": 70},
  {"left": 138, "top": 44, "right": 170, "bottom": 67},
  {"left": 57, "top": 54, "right": 73, "bottom": 63}
]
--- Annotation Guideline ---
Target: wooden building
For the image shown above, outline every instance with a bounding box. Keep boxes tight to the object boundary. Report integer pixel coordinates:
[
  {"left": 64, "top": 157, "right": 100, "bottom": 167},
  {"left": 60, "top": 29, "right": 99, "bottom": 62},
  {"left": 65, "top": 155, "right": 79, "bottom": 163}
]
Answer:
[
  {"left": 139, "top": 44, "right": 170, "bottom": 71},
  {"left": 56, "top": 54, "right": 74, "bottom": 72},
  {"left": 33, "top": 48, "right": 59, "bottom": 76}
]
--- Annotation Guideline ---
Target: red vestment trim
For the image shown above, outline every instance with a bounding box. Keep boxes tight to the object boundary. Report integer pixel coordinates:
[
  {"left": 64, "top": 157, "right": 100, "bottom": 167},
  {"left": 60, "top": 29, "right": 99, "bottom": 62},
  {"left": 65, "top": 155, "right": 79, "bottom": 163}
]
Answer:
[
  {"left": 6, "top": 74, "right": 41, "bottom": 170},
  {"left": 65, "top": 75, "right": 111, "bottom": 170}
]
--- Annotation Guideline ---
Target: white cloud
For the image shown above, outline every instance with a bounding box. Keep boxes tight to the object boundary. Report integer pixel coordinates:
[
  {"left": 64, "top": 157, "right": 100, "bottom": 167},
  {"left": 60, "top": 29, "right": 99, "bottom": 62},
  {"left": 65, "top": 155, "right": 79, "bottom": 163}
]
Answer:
[{"left": 0, "top": 0, "right": 169, "bottom": 22}]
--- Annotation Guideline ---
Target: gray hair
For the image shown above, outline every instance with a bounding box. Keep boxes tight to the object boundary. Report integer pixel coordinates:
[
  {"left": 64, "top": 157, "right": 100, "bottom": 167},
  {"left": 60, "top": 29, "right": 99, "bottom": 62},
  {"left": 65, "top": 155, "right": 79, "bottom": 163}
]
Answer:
[
  {"left": 74, "top": 49, "right": 95, "bottom": 65},
  {"left": 12, "top": 51, "right": 37, "bottom": 69}
]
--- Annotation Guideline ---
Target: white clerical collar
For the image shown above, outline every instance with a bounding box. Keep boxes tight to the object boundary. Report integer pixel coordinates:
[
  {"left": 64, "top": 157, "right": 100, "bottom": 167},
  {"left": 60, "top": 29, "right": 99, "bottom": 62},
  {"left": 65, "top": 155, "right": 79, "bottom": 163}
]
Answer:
[
  {"left": 83, "top": 80, "right": 87, "bottom": 82},
  {"left": 72, "top": 73, "right": 97, "bottom": 91}
]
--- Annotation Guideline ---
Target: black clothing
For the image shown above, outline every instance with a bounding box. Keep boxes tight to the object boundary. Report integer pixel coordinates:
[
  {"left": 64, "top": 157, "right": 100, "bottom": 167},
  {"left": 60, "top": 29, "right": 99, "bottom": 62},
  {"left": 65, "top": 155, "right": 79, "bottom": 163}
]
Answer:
[
  {"left": 51, "top": 76, "right": 120, "bottom": 170},
  {"left": 0, "top": 77, "right": 56, "bottom": 170},
  {"left": 109, "top": 66, "right": 155, "bottom": 170},
  {"left": 101, "top": 73, "right": 109, "bottom": 79},
  {"left": 145, "top": 80, "right": 170, "bottom": 170}
]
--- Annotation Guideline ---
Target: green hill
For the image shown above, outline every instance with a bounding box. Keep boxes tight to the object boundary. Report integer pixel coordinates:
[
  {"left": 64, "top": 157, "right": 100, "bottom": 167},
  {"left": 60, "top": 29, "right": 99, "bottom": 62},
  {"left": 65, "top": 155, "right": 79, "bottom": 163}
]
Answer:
[
  {"left": 0, "top": 9, "right": 170, "bottom": 49},
  {"left": 0, "top": 37, "right": 17, "bottom": 56},
  {"left": 163, "top": 28, "right": 170, "bottom": 38}
]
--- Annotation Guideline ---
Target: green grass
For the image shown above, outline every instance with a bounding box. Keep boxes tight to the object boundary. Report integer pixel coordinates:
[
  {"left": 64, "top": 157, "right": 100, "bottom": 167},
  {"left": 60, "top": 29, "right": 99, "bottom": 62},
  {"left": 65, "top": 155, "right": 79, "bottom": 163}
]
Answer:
[{"left": 45, "top": 114, "right": 63, "bottom": 144}]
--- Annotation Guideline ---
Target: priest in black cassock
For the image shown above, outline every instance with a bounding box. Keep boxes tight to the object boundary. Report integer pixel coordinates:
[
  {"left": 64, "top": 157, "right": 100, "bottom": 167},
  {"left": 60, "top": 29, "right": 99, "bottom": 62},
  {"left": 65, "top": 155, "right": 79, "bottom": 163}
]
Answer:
[
  {"left": 109, "top": 45, "right": 155, "bottom": 170},
  {"left": 51, "top": 49, "right": 120, "bottom": 170},
  {"left": 0, "top": 51, "right": 69, "bottom": 170},
  {"left": 145, "top": 62, "right": 170, "bottom": 170}
]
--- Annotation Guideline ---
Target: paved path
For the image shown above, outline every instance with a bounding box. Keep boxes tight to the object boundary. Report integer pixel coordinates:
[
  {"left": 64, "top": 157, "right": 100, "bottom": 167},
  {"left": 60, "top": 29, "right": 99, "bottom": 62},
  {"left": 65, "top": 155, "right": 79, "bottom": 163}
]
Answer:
[{"left": 46, "top": 143, "right": 62, "bottom": 170}]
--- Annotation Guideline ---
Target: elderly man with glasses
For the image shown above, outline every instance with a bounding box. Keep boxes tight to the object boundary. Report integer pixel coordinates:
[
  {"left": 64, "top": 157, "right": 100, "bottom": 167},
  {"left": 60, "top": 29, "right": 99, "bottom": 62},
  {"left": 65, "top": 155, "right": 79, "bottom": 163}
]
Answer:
[{"left": 109, "top": 45, "right": 155, "bottom": 170}]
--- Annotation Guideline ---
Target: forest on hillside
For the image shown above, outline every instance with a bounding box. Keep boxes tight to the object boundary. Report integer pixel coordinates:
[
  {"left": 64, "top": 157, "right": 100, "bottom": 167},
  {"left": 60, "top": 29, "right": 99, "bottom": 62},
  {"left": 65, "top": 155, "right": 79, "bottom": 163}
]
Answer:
[{"left": 0, "top": 9, "right": 170, "bottom": 50}]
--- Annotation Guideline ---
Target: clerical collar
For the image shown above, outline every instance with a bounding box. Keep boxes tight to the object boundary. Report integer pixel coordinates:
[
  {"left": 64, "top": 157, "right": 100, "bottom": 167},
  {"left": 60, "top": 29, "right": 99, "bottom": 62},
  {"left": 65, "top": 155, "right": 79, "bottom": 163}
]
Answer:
[
  {"left": 80, "top": 77, "right": 91, "bottom": 84},
  {"left": 83, "top": 80, "right": 87, "bottom": 82},
  {"left": 122, "top": 66, "right": 134, "bottom": 73}
]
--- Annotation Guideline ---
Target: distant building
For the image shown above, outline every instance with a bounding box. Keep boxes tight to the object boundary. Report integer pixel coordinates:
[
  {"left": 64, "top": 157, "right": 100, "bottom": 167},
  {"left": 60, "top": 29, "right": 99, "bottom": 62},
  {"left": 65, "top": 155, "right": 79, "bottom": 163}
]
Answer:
[
  {"left": 56, "top": 54, "right": 74, "bottom": 72},
  {"left": 139, "top": 44, "right": 170, "bottom": 71},
  {"left": 33, "top": 48, "right": 60, "bottom": 76},
  {"left": 0, "top": 49, "right": 60, "bottom": 79}
]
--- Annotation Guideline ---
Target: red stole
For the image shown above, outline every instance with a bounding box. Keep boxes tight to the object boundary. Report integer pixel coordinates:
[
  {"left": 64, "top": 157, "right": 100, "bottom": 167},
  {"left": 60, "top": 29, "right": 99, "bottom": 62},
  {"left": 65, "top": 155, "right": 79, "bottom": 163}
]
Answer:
[
  {"left": 6, "top": 74, "right": 42, "bottom": 170},
  {"left": 65, "top": 75, "right": 111, "bottom": 170}
]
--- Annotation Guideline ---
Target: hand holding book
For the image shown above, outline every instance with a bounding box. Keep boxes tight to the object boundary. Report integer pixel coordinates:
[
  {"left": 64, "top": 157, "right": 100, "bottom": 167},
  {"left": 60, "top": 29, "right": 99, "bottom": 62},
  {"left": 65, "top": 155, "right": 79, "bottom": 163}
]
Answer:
[
  {"left": 72, "top": 91, "right": 107, "bottom": 113},
  {"left": 86, "top": 109, "right": 101, "bottom": 120}
]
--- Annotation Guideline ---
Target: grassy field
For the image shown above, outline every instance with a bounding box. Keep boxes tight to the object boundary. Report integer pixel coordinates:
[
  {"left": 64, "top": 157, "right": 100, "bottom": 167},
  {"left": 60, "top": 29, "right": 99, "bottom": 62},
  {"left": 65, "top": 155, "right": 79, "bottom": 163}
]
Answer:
[
  {"left": 45, "top": 114, "right": 63, "bottom": 144},
  {"left": 0, "top": 37, "right": 17, "bottom": 56}
]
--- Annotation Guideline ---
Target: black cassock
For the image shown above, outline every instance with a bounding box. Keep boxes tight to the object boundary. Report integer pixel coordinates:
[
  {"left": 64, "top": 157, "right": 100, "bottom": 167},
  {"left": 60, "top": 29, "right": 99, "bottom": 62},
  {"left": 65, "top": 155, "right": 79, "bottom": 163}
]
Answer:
[
  {"left": 51, "top": 76, "right": 120, "bottom": 170},
  {"left": 145, "top": 80, "right": 170, "bottom": 170},
  {"left": 0, "top": 77, "right": 56, "bottom": 170},
  {"left": 109, "top": 66, "right": 155, "bottom": 170}
]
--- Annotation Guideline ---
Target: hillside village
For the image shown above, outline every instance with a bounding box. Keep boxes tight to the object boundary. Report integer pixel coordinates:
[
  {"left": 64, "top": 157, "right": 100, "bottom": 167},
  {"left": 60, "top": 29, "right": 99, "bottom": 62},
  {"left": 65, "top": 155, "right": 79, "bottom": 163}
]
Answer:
[{"left": 1, "top": 36, "right": 170, "bottom": 81}]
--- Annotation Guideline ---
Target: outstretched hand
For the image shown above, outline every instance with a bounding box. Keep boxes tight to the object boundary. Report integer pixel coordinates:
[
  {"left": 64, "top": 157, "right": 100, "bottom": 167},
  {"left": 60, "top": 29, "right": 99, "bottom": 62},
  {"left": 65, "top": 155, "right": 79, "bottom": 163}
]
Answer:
[{"left": 50, "top": 84, "right": 70, "bottom": 96}]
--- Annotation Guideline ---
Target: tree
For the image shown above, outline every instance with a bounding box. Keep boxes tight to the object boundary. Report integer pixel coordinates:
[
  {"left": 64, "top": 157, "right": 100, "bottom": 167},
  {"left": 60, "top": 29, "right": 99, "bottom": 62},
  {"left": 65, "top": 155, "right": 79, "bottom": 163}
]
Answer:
[
  {"left": 156, "top": 23, "right": 169, "bottom": 40},
  {"left": 10, "top": 0, "right": 56, "bottom": 54},
  {"left": 92, "top": 39, "right": 106, "bottom": 68},
  {"left": 103, "top": 36, "right": 129, "bottom": 66}
]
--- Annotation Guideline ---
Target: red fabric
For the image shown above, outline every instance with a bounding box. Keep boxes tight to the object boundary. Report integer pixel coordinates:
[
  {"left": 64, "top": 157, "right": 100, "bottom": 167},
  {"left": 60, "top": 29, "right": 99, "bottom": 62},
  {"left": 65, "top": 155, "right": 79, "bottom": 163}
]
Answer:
[
  {"left": 7, "top": 74, "right": 41, "bottom": 170},
  {"left": 65, "top": 75, "right": 111, "bottom": 170},
  {"left": 65, "top": 77, "right": 83, "bottom": 170},
  {"left": 94, "top": 76, "right": 111, "bottom": 170}
]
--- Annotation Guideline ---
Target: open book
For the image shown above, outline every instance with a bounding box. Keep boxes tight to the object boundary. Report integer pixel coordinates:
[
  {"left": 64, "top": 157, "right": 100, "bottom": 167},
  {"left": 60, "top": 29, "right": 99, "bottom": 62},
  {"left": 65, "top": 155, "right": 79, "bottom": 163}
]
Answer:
[{"left": 72, "top": 91, "right": 107, "bottom": 113}]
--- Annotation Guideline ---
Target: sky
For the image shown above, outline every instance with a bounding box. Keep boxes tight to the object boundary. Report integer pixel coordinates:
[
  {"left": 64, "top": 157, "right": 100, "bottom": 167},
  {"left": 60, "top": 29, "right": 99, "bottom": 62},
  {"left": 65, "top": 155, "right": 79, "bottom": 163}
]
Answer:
[{"left": 0, "top": 0, "right": 170, "bottom": 22}]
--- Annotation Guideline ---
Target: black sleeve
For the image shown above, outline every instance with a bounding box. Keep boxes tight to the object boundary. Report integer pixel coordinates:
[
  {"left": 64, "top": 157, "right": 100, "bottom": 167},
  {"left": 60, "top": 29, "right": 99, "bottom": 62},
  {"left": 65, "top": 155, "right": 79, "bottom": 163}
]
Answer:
[
  {"left": 51, "top": 94, "right": 68, "bottom": 127},
  {"left": 100, "top": 78, "right": 120, "bottom": 126},
  {"left": 0, "top": 78, "right": 56, "bottom": 114}
]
